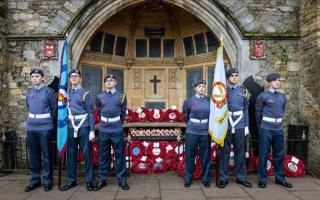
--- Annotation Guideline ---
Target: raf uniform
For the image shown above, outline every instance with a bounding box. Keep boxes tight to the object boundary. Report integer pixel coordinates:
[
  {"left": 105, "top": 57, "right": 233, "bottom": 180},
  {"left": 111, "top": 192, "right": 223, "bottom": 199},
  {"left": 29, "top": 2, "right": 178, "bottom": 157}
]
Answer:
[
  {"left": 256, "top": 73, "right": 292, "bottom": 188},
  {"left": 95, "top": 74, "right": 129, "bottom": 190},
  {"left": 25, "top": 69, "right": 57, "bottom": 192},
  {"left": 182, "top": 80, "right": 211, "bottom": 188},
  {"left": 61, "top": 69, "right": 95, "bottom": 191},
  {"left": 218, "top": 68, "right": 252, "bottom": 188}
]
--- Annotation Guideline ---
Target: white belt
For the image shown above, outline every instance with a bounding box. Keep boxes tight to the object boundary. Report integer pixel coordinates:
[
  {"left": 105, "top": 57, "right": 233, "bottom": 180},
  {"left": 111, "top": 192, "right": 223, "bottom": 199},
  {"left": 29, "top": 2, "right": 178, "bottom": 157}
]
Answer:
[
  {"left": 228, "top": 110, "right": 243, "bottom": 133},
  {"left": 228, "top": 110, "right": 243, "bottom": 116},
  {"left": 190, "top": 118, "right": 208, "bottom": 124},
  {"left": 68, "top": 114, "right": 88, "bottom": 120},
  {"left": 262, "top": 116, "right": 282, "bottom": 123},
  {"left": 28, "top": 113, "right": 51, "bottom": 119},
  {"left": 101, "top": 116, "right": 121, "bottom": 123}
]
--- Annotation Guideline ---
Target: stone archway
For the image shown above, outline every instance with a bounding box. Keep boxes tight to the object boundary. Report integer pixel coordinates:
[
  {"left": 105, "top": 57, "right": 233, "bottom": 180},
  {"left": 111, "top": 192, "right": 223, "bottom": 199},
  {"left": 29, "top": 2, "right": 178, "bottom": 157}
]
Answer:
[{"left": 66, "top": 0, "right": 245, "bottom": 70}]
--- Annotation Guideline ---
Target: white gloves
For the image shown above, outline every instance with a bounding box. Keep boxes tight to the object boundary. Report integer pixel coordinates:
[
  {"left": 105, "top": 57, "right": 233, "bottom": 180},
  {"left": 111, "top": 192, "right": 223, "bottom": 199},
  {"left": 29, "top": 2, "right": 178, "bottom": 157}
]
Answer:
[
  {"left": 89, "top": 131, "right": 95, "bottom": 141},
  {"left": 245, "top": 127, "right": 249, "bottom": 136}
]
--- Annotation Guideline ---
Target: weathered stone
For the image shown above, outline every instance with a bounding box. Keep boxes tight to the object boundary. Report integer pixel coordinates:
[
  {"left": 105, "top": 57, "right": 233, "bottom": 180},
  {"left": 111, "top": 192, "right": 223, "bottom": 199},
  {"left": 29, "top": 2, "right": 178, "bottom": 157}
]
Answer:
[
  {"left": 17, "top": 2, "right": 28, "bottom": 10},
  {"left": 287, "top": 61, "right": 300, "bottom": 71},
  {"left": 278, "top": 6, "right": 295, "bottom": 12},
  {"left": 23, "top": 50, "right": 36, "bottom": 60},
  {"left": 64, "top": 1, "right": 78, "bottom": 14}
]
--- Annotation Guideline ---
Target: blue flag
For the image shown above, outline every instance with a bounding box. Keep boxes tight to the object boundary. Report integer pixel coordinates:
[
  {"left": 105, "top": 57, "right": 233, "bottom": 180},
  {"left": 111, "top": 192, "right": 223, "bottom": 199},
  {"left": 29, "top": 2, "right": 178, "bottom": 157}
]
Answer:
[{"left": 57, "top": 41, "right": 69, "bottom": 157}]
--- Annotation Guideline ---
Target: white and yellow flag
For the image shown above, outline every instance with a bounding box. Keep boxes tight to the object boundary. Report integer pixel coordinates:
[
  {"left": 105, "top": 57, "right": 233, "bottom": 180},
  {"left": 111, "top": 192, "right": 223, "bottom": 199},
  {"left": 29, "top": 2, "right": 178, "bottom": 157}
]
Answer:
[{"left": 208, "top": 40, "right": 228, "bottom": 147}]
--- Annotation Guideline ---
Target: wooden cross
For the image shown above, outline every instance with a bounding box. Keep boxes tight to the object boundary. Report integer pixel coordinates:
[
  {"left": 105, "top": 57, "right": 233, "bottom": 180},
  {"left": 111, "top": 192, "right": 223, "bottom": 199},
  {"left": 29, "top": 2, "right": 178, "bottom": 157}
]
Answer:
[{"left": 150, "top": 75, "right": 161, "bottom": 94}]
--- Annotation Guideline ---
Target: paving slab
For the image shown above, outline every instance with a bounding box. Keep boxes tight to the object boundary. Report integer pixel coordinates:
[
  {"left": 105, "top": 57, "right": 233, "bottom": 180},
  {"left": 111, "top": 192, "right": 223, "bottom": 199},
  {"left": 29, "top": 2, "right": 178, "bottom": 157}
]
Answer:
[
  {"left": 0, "top": 193, "right": 32, "bottom": 200},
  {"left": 201, "top": 182, "right": 250, "bottom": 198},
  {"left": 115, "top": 179, "right": 160, "bottom": 199},
  {"left": 291, "top": 191, "right": 320, "bottom": 200},
  {"left": 70, "top": 191, "right": 117, "bottom": 200},
  {"left": 25, "top": 188, "right": 75, "bottom": 200},
  {"left": 244, "top": 188, "right": 300, "bottom": 200},
  {"left": 160, "top": 178, "right": 200, "bottom": 189},
  {"left": 161, "top": 189, "right": 206, "bottom": 200}
]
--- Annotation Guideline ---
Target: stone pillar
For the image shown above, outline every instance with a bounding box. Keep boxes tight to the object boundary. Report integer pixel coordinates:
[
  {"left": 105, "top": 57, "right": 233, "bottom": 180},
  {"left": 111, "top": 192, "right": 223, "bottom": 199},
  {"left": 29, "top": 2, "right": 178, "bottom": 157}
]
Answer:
[
  {"left": 0, "top": 0, "right": 8, "bottom": 172},
  {"left": 299, "top": 0, "right": 320, "bottom": 177}
]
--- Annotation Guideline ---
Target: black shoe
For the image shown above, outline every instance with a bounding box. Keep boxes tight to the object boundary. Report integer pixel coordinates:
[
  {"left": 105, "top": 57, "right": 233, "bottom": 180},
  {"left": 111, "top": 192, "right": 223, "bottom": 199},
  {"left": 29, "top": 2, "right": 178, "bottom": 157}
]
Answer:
[
  {"left": 217, "top": 181, "right": 227, "bottom": 188},
  {"left": 258, "top": 182, "right": 266, "bottom": 188},
  {"left": 119, "top": 182, "right": 129, "bottom": 190},
  {"left": 94, "top": 181, "right": 106, "bottom": 191},
  {"left": 25, "top": 183, "right": 41, "bottom": 192},
  {"left": 203, "top": 182, "right": 210, "bottom": 188},
  {"left": 86, "top": 182, "right": 93, "bottom": 191},
  {"left": 184, "top": 183, "right": 191, "bottom": 188},
  {"left": 275, "top": 180, "right": 292, "bottom": 188},
  {"left": 236, "top": 180, "right": 252, "bottom": 188},
  {"left": 60, "top": 182, "right": 77, "bottom": 191},
  {"left": 44, "top": 185, "right": 52, "bottom": 192}
]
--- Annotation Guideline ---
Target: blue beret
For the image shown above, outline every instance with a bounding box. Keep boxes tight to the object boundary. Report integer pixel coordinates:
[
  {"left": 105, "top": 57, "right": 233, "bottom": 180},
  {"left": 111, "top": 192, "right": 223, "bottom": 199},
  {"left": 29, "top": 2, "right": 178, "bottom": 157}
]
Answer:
[
  {"left": 194, "top": 80, "right": 206, "bottom": 87},
  {"left": 104, "top": 74, "right": 117, "bottom": 82},
  {"left": 30, "top": 68, "right": 44, "bottom": 76},
  {"left": 266, "top": 73, "right": 280, "bottom": 82},
  {"left": 69, "top": 69, "right": 81, "bottom": 77},
  {"left": 226, "top": 68, "right": 239, "bottom": 78}
]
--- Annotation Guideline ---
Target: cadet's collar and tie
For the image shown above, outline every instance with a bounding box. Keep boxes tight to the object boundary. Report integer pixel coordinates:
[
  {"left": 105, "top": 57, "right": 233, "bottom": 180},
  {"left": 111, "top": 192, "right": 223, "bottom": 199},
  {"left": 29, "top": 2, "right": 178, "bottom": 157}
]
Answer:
[
  {"left": 33, "top": 83, "right": 45, "bottom": 90},
  {"left": 195, "top": 94, "right": 205, "bottom": 99},
  {"left": 227, "top": 84, "right": 238, "bottom": 90},
  {"left": 106, "top": 88, "right": 116, "bottom": 94},
  {"left": 71, "top": 85, "right": 81, "bottom": 91},
  {"left": 269, "top": 88, "right": 278, "bottom": 94}
]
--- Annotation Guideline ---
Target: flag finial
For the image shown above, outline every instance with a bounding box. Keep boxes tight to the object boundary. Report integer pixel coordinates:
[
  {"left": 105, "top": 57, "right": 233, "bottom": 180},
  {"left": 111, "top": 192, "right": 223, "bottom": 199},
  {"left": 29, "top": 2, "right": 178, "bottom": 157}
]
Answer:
[{"left": 220, "top": 35, "right": 224, "bottom": 47}]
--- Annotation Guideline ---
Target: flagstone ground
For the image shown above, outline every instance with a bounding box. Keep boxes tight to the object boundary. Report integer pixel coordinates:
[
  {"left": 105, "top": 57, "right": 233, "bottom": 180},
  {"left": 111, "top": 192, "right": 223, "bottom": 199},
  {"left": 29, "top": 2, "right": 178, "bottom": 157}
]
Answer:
[{"left": 0, "top": 172, "right": 319, "bottom": 200}]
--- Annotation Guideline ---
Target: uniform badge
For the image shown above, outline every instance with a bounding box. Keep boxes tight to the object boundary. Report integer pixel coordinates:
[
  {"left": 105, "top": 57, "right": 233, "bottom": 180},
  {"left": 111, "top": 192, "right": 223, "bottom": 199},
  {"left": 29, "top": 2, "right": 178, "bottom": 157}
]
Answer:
[
  {"left": 267, "top": 99, "right": 274, "bottom": 105},
  {"left": 212, "top": 81, "right": 227, "bottom": 108},
  {"left": 29, "top": 95, "right": 34, "bottom": 100},
  {"left": 101, "top": 99, "right": 106, "bottom": 105}
]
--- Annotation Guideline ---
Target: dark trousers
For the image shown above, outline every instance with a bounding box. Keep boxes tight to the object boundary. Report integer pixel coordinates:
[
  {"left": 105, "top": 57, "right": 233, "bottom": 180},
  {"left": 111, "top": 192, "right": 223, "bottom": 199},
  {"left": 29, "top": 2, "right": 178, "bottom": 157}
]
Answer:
[
  {"left": 67, "top": 126, "right": 94, "bottom": 183},
  {"left": 184, "top": 133, "right": 211, "bottom": 184},
  {"left": 258, "top": 128, "right": 285, "bottom": 184},
  {"left": 27, "top": 130, "right": 53, "bottom": 186},
  {"left": 98, "top": 131, "right": 127, "bottom": 184},
  {"left": 219, "top": 128, "right": 246, "bottom": 182}
]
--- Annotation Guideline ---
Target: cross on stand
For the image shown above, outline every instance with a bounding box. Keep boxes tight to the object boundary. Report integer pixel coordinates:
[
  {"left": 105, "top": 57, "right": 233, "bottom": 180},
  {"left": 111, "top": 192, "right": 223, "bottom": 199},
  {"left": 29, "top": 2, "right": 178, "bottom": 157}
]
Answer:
[{"left": 150, "top": 75, "right": 161, "bottom": 94}]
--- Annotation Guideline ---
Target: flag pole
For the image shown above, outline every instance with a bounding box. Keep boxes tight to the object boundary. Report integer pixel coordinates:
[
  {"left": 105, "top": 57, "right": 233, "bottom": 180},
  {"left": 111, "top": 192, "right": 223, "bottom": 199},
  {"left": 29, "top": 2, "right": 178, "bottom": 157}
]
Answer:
[{"left": 215, "top": 145, "right": 220, "bottom": 186}]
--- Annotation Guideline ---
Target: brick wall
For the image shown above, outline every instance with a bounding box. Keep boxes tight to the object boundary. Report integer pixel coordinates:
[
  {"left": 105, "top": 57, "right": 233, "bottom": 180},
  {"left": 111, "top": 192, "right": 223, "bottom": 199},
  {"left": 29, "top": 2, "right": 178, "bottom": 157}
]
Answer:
[{"left": 299, "top": 0, "right": 320, "bottom": 177}]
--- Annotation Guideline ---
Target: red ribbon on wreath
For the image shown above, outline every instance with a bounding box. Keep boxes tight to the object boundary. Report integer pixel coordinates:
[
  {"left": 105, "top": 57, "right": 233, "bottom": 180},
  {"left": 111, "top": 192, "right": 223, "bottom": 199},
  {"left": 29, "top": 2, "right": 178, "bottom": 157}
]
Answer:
[
  {"left": 146, "top": 141, "right": 165, "bottom": 159},
  {"left": 124, "top": 108, "right": 137, "bottom": 123},
  {"left": 163, "top": 106, "right": 184, "bottom": 123},
  {"left": 148, "top": 108, "right": 165, "bottom": 122},
  {"left": 135, "top": 107, "right": 150, "bottom": 122},
  {"left": 131, "top": 156, "right": 151, "bottom": 174},
  {"left": 172, "top": 143, "right": 185, "bottom": 160},
  {"left": 92, "top": 141, "right": 99, "bottom": 166},
  {"left": 284, "top": 155, "right": 305, "bottom": 177},
  {"left": 150, "top": 157, "right": 168, "bottom": 173},
  {"left": 255, "top": 154, "right": 274, "bottom": 176},
  {"left": 211, "top": 143, "right": 217, "bottom": 161},
  {"left": 246, "top": 153, "right": 257, "bottom": 173},
  {"left": 130, "top": 141, "right": 145, "bottom": 159},
  {"left": 178, "top": 156, "right": 202, "bottom": 180}
]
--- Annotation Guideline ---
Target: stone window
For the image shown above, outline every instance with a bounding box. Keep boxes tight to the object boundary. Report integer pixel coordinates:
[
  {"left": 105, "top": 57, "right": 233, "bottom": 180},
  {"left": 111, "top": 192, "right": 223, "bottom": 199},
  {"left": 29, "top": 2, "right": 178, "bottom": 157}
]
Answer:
[
  {"left": 163, "top": 39, "right": 175, "bottom": 57},
  {"left": 103, "top": 33, "right": 115, "bottom": 54},
  {"left": 136, "top": 39, "right": 147, "bottom": 57},
  {"left": 206, "top": 31, "right": 218, "bottom": 52},
  {"left": 194, "top": 33, "right": 206, "bottom": 54},
  {"left": 90, "top": 31, "right": 103, "bottom": 52},
  {"left": 207, "top": 66, "right": 215, "bottom": 96},
  {"left": 82, "top": 65, "right": 102, "bottom": 102},
  {"left": 186, "top": 68, "right": 203, "bottom": 98},
  {"left": 107, "top": 68, "right": 124, "bottom": 92},
  {"left": 149, "top": 38, "right": 161, "bottom": 58},
  {"left": 183, "top": 36, "right": 194, "bottom": 56},
  {"left": 115, "top": 36, "right": 127, "bottom": 56}
]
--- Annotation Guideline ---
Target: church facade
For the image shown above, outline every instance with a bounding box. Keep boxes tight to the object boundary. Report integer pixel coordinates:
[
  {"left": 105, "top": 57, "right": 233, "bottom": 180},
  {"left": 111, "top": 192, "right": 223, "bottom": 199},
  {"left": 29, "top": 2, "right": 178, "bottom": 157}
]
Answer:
[{"left": 0, "top": 0, "right": 319, "bottom": 176}]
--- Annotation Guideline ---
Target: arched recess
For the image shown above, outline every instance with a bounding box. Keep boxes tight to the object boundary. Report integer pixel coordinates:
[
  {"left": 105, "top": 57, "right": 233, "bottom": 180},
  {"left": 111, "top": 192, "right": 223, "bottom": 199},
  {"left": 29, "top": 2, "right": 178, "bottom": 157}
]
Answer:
[{"left": 66, "top": 0, "right": 244, "bottom": 69}]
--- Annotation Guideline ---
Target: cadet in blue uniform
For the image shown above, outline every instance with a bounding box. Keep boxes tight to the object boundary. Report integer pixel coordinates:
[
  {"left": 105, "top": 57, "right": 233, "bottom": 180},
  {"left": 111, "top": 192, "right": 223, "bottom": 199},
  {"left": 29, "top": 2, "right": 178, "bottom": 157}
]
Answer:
[
  {"left": 25, "top": 69, "right": 57, "bottom": 192},
  {"left": 218, "top": 68, "right": 252, "bottom": 188},
  {"left": 95, "top": 74, "right": 129, "bottom": 191},
  {"left": 61, "top": 69, "right": 95, "bottom": 191},
  {"left": 182, "top": 80, "right": 211, "bottom": 188},
  {"left": 256, "top": 73, "right": 292, "bottom": 188}
]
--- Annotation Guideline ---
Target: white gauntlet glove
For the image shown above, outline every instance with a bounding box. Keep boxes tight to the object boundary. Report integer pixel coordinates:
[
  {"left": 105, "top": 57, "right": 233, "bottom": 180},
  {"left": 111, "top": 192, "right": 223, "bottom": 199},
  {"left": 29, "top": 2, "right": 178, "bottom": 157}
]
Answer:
[
  {"left": 245, "top": 127, "right": 249, "bottom": 136},
  {"left": 89, "top": 131, "right": 95, "bottom": 141}
]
